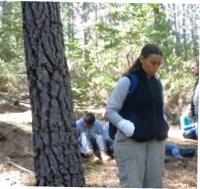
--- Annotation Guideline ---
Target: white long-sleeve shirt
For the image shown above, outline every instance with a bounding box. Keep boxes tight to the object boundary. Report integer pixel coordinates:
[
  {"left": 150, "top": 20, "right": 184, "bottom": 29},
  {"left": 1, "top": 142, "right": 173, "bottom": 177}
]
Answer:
[{"left": 105, "top": 76, "right": 132, "bottom": 126}]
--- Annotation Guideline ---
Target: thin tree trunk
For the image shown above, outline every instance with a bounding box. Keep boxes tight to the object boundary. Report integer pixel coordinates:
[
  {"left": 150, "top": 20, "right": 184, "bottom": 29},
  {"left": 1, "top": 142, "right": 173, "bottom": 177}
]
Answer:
[
  {"left": 182, "top": 4, "right": 187, "bottom": 61},
  {"left": 172, "top": 4, "right": 181, "bottom": 56},
  {"left": 190, "top": 4, "right": 199, "bottom": 62},
  {"left": 21, "top": 2, "right": 85, "bottom": 186},
  {"left": 67, "top": 3, "right": 75, "bottom": 42},
  {"left": 82, "top": 2, "right": 90, "bottom": 63}
]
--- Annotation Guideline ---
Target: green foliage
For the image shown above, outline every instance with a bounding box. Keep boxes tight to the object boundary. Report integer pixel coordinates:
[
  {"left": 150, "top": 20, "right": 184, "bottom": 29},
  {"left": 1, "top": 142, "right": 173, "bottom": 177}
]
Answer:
[
  {"left": 0, "top": 59, "right": 9, "bottom": 90},
  {"left": 158, "top": 55, "right": 193, "bottom": 102},
  {"left": 0, "top": 2, "right": 23, "bottom": 61},
  {"left": 66, "top": 40, "right": 84, "bottom": 60},
  {"left": 98, "top": 28, "right": 121, "bottom": 49},
  {"left": 0, "top": 2, "right": 26, "bottom": 93},
  {"left": 0, "top": 57, "right": 26, "bottom": 92}
]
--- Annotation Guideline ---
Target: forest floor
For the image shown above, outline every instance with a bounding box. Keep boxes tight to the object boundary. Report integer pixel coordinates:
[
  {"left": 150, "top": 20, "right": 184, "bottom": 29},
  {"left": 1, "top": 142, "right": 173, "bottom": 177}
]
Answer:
[{"left": 0, "top": 96, "right": 198, "bottom": 188}]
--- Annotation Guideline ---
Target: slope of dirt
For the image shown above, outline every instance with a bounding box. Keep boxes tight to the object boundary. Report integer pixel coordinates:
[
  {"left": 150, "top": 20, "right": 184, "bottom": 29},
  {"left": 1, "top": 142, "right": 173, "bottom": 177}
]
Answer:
[{"left": 0, "top": 102, "right": 197, "bottom": 188}]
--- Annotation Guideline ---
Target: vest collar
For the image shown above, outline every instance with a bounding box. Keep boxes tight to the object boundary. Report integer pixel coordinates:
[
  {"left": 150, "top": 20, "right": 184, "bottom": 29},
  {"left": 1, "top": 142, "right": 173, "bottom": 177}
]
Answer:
[{"left": 137, "top": 68, "right": 155, "bottom": 81}]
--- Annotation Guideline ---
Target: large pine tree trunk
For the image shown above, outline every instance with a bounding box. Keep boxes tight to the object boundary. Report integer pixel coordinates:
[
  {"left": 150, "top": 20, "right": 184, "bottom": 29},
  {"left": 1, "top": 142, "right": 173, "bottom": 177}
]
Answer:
[{"left": 21, "top": 2, "right": 85, "bottom": 186}]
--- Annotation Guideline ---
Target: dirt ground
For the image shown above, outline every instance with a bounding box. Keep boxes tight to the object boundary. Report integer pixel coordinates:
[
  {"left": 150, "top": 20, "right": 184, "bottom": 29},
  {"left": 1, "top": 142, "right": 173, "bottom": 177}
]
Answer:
[{"left": 0, "top": 101, "right": 198, "bottom": 188}]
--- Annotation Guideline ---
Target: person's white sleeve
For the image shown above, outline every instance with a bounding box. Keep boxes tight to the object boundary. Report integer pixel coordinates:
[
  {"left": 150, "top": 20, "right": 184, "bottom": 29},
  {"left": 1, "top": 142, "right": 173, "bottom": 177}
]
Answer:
[{"left": 105, "top": 77, "right": 135, "bottom": 137}]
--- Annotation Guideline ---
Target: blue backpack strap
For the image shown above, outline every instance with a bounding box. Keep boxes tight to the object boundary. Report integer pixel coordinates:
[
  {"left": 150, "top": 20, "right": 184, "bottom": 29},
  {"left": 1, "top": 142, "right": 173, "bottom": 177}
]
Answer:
[
  {"left": 127, "top": 73, "right": 138, "bottom": 95},
  {"left": 108, "top": 73, "right": 138, "bottom": 140}
]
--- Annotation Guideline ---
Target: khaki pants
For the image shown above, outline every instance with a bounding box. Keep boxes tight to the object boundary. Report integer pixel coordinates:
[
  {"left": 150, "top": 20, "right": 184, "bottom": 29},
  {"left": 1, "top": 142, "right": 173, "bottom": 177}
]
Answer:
[{"left": 114, "top": 130, "right": 165, "bottom": 188}]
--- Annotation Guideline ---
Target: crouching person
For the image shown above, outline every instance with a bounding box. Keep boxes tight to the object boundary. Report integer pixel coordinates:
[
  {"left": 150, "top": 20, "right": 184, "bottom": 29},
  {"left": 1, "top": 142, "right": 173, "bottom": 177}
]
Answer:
[
  {"left": 76, "top": 112, "right": 110, "bottom": 163},
  {"left": 180, "top": 107, "right": 198, "bottom": 140}
]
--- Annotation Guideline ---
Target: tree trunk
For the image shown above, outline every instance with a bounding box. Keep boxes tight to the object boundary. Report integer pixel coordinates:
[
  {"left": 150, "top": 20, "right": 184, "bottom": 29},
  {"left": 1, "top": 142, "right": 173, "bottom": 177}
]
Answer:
[
  {"left": 190, "top": 4, "right": 199, "bottom": 62},
  {"left": 172, "top": 4, "right": 181, "bottom": 57},
  {"left": 82, "top": 2, "right": 90, "bottom": 63},
  {"left": 182, "top": 4, "right": 187, "bottom": 61},
  {"left": 21, "top": 2, "right": 85, "bottom": 186}
]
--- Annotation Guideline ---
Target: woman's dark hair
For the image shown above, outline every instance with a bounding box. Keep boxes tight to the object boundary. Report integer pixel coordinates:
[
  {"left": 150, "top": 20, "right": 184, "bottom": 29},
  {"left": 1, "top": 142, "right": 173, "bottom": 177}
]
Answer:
[
  {"left": 124, "top": 44, "right": 163, "bottom": 75},
  {"left": 84, "top": 112, "right": 95, "bottom": 125}
]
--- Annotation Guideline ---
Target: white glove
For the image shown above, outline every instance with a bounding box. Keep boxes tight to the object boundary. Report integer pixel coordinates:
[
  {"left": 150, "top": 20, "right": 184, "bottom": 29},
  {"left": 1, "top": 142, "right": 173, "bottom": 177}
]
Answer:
[{"left": 117, "top": 119, "right": 135, "bottom": 137}]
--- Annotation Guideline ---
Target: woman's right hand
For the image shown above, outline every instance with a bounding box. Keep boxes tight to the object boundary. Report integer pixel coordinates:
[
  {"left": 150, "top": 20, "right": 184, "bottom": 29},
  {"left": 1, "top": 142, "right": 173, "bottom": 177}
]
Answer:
[{"left": 117, "top": 119, "right": 135, "bottom": 137}]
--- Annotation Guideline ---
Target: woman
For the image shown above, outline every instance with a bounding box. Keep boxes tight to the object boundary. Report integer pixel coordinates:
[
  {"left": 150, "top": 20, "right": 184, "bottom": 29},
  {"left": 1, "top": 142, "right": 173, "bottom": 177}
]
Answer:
[{"left": 105, "top": 44, "right": 169, "bottom": 188}]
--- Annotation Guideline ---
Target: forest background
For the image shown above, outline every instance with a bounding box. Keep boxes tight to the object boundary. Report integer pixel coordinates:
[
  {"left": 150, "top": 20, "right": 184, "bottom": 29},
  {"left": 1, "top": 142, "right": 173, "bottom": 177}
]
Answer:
[{"left": 0, "top": 2, "right": 199, "bottom": 125}]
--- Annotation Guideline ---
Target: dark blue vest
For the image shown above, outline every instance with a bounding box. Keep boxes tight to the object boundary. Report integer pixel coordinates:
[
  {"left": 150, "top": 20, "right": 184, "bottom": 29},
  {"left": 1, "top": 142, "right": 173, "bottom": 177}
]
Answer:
[{"left": 119, "top": 69, "right": 169, "bottom": 142}]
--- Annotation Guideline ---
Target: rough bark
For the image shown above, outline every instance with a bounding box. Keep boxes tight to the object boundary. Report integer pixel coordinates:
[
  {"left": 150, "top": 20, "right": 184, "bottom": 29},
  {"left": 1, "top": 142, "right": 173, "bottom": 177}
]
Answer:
[{"left": 21, "top": 2, "right": 85, "bottom": 186}]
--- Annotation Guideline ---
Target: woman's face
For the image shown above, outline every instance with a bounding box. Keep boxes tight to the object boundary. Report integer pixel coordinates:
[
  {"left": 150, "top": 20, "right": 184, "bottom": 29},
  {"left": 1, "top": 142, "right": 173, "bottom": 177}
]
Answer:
[
  {"left": 191, "top": 63, "right": 199, "bottom": 76},
  {"left": 140, "top": 54, "right": 163, "bottom": 77}
]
